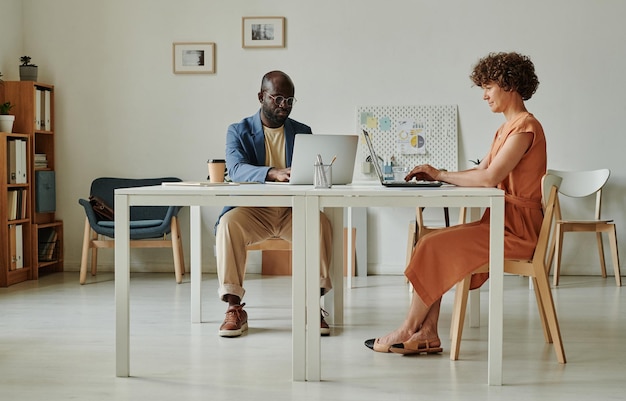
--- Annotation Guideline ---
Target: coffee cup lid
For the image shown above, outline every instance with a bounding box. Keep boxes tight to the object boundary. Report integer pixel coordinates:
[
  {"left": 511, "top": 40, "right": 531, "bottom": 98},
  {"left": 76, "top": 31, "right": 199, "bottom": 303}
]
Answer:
[{"left": 207, "top": 159, "right": 226, "bottom": 163}]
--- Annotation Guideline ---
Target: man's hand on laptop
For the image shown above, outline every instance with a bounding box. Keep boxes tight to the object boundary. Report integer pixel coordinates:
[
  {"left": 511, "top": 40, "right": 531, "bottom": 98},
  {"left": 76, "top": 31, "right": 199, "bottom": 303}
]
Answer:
[{"left": 266, "top": 167, "right": 291, "bottom": 182}]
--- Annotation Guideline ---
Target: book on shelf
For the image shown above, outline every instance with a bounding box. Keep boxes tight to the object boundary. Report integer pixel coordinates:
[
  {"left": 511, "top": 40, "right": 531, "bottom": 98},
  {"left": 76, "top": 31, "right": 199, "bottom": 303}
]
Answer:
[
  {"left": 35, "top": 171, "right": 56, "bottom": 213},
  {"left": 20, "top": 189, "right": 28, "bottom": 219},
  {"left": 35, "top": 153, "right": 48, "bottom": 169},
  {"left": 7, "top": 190, "right": 17, "bottom": 220},
  {"left": 38, "top": 228, "right": 58, "bottom": 261},
  {"left": 7, "top": 189, "right": 27, "bottom": 221}
]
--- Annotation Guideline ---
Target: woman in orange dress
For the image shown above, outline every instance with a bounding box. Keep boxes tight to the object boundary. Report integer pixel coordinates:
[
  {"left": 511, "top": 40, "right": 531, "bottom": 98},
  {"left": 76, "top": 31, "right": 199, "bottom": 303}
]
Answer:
[{"left": 365, "top": 51, "right": 546, "bottom": 354}]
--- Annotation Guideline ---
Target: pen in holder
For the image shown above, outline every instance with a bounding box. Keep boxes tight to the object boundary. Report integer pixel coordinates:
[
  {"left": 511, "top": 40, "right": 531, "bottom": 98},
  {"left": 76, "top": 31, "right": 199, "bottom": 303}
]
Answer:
[{"left": 314, "top": 163, "right": 332, "bottom": 188}]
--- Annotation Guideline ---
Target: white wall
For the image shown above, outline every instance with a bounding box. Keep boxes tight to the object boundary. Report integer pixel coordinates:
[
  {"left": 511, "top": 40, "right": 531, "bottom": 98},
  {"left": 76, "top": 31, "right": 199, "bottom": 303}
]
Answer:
[
  {"left": 3, "top": 0, "right": 625, "bottom": 276},
  {"left": 0, "top": 0, "right": 23, "bottom": 76}
]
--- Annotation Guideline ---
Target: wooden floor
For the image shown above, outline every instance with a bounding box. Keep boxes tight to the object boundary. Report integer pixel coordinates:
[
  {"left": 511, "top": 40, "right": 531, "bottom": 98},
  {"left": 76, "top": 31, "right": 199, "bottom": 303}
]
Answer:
[{"left": 0, "top": 272, "right": 624, "bottom": 400}]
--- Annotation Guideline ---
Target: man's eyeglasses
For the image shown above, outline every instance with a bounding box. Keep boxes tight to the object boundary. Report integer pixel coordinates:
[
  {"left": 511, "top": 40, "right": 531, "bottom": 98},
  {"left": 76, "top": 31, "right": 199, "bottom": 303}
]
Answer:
[{"left": 265, "top": 93, "right": 297, "bottom": 107}]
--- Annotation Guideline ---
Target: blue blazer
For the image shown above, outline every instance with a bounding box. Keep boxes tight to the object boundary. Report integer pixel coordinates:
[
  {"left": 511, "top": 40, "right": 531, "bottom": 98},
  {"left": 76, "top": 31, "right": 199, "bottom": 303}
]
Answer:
[{"left": 216, "top": 110, "right": 312, "bottom": 227}]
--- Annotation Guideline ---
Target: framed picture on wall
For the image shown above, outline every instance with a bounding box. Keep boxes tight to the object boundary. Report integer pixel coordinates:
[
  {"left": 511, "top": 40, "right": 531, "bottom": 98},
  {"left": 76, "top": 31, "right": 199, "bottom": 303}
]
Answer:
[
  {"left": 242, "top": 17, "right": 286, "bottom": 48},
  {"left": 173, "top": 42, "right": 216, "bottom": 74}
]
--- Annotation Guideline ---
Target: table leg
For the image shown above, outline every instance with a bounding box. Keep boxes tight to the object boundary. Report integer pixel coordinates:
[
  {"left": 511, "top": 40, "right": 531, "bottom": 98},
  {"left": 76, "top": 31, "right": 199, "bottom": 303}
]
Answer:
[
  {"left": 292, "top": 196, "right": 306, "bottom": 381},
  {"left": 346, "top": 207, "right": 353, "bottom": 289},
  {"left": 190, "top": 206, "right": 202, "bottom": 323},
  {"left": 115, "top": 194, "right": 130, "bottom": 377},
  {"left": 466, "top": 207, "right": 482, "bottom": 328},
  {"left": 305, "top": 195, "right": 321, "bottom": 381},
  {"left": 488, "top": 196, "right": 504, "bottom": 385}
]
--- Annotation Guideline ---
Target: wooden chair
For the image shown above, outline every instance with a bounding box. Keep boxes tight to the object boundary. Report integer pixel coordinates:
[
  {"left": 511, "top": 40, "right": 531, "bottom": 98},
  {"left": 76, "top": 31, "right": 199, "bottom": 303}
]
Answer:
[
  {"left": 78, "top": 177, "right": 185, "bottom": 284},
  {"left": 405, "top": 207, "right": 451, "bottom": 266},
  {"left": 246, "top": 238, "right": 292, "bottom": 275},
  {"left": 450, "top": 174, "right": 566, "bottom": 364},
  {"left": 547, "top": 169, "right": 621, "bottom": 286}
]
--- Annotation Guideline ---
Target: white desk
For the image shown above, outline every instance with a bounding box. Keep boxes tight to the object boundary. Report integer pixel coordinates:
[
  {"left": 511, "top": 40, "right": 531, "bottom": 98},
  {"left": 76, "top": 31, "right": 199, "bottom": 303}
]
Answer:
[
  {"left": 114, "top": 184, "right": 310, "bottom": 380},
  {"left": 114, "top": 183, "right": 504, "bottom": 385},
  {"left": 305, "top": 185, "right": 504, "bottom": 385}
]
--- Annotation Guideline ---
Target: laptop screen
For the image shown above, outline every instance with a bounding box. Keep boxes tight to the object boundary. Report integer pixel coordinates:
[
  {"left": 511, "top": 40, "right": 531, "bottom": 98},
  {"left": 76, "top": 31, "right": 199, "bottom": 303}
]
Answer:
[
  {"left": 288, "top": 134, "right": 358, "bottom": 185},
  {"left": 362, "top": 130, "right": 386, "bottom": 184}
]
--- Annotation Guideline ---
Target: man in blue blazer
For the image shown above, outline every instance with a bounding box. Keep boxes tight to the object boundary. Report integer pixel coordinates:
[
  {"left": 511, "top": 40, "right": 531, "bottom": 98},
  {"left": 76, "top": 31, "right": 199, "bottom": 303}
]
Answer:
[{"left": 215, "top": 71, "right": 333, "bottom": 337}]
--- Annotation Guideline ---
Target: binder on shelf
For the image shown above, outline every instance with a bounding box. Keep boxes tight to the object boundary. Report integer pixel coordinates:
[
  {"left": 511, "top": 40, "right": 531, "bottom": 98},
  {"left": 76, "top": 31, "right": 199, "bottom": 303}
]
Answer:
[
  {"left": 35, "top": 88, "right": 42, "bottom": 130},
  {"left": 36, "top": 171, "right": 56, "bottom": 213},
  {"left": 8, "top": 139, "right": 17, "bottom": 183},
  {"left": 9, "top": 225, "right": 17, "bottom": 270},
  {"left": 15, "top": 139, "right": 27, "bottom": 184},
  {"left": 15, "top": 140, "right": 22, "bottom": 183},
  {"left": 15, "top": 224, "right": 23, "bottom": 269},
  {"left": 44, "top": 89, "right": 51, "bottom": 131}
]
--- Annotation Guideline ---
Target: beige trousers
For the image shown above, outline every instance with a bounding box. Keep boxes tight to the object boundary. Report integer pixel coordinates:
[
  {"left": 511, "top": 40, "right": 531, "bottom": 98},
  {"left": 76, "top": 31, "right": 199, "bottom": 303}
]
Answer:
[{"left": 216, "top": 207, "right": 332, "bottom": 301}]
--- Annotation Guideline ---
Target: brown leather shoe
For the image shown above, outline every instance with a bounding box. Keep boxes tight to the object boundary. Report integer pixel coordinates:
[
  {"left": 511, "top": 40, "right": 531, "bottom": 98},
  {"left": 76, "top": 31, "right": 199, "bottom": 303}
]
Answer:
[
  {"left": 219, "top": 303, "right": 248, "bottom": 337},
  {"left": 320, "top": 308, "right": 330, "bottom": 336}
]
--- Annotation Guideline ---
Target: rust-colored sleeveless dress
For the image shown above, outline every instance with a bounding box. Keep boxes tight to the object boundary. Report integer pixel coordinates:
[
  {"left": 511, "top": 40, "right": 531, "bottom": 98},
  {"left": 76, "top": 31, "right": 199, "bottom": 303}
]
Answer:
[{"left": 406, "top": 112, "right": 547, "bottom": 307}]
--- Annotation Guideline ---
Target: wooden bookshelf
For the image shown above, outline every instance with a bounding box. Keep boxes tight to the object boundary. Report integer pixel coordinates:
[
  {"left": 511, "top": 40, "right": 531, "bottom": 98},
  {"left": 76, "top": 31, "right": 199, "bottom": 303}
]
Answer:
[
  {"left": 1, "top": 132, "right": 33, "bottom": 286},
  {"left": 1, "top": 81, "right": 63, "bottom": 285}
]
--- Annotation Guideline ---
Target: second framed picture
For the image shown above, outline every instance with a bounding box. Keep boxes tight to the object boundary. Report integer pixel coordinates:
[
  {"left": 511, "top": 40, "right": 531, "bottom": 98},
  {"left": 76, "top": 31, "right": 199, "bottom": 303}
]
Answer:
[
  {"left": 173, "top": 42, "right": 216, "bottom": 74},
  {"left": 242, "top": 17, "right": 286, "bottom": 48}
]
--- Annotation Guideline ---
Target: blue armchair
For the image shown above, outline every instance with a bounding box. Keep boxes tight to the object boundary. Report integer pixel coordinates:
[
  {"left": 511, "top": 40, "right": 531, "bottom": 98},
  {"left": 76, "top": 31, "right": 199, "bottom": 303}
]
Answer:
[{"left": 78, "top": 177, "right": 185, "bottom": 284}]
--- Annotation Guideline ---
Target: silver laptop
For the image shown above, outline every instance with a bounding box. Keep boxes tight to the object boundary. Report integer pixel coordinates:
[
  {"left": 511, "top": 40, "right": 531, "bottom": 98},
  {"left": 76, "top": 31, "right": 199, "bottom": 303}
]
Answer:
[
  {"left": 362, "top": 130, "right": 442, "bottom": 187},
  {"left": 286, "top": 134, "right": 358, "bottom": 185}
]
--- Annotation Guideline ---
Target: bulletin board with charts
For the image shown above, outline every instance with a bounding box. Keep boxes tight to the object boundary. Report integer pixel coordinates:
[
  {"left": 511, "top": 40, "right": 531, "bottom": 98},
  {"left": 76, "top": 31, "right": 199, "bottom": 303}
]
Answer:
[{"left": 356, "top": 105, "right": 458, "bottom": 172}]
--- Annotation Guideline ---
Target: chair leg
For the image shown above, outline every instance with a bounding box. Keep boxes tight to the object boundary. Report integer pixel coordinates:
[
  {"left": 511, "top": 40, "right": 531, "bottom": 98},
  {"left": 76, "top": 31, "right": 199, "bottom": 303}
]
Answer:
[
  {"left": 596, "top": 232, "right": 608, "bottom": 278},
  {"left": 406, "top": 220, "right": 417, "bottom": 293},
  {"left": 170, "top": 216, "right": 184, "bottom": 284},
  {"left": 532, "top": 262, "right": 566, "bottom": 364},
  {"left": 90, "top": 230, "right": 98, "bottom": 277},
  {"left": 553, "top": 225, "right": 564, "bottom": 286},
  {"left": 450, "top": 274, "right": 472, "bottom": 361},
  {"left": 531, "top": 277, "right": 552, "bottom": 344},
  {"left": 80, "top": 218, "right": 91, "bottom": 285},
  {"left": 178, "top": 228, "right": 185, "bottom": 277},
  {"left": 607, "top": 225, "right": 622, "bottom": 286}
]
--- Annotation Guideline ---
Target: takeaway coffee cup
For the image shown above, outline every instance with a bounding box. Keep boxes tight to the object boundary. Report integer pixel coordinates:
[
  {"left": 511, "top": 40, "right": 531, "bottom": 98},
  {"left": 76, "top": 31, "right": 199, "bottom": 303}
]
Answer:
[{"left": 207, "top": 159, "right": 226, "bottom": 183}]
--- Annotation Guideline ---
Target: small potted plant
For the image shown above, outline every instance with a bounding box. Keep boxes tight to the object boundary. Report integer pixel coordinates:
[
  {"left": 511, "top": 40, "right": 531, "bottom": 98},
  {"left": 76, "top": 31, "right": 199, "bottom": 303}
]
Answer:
[
  {"left": 19, "top": 56, "right": 38, "bottom": 81},
  {"left": 0, "top": 101, "right": 16, "bottom": 133}
]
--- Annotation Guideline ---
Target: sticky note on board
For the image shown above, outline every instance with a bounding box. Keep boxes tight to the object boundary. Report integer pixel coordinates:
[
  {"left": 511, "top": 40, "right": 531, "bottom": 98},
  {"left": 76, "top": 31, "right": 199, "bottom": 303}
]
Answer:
[
  {"left": 360, "top": 112, "right": 373, "bottom": 125},
  {"left": 379, "top": 116, "right": 391, "bottom": 131},
  {"left": 366, "top": 116, "right": 378, "bottom": 128}
]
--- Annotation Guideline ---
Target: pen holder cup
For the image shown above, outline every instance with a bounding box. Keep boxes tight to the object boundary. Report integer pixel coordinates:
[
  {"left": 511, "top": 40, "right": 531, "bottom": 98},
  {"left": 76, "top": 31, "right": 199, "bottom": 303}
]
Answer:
[
  {"left": 314, "top": 163, "right": 332, "bottom": 189},
  {"left": 393, "top": 166, "right": 408, "bottom": 182}
]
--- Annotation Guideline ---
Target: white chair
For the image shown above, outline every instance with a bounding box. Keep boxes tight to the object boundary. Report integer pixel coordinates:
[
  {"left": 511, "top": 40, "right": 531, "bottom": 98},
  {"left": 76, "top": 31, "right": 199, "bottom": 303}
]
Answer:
[{"left": 548, "top": 169, "right": 621, "bottom": 287}]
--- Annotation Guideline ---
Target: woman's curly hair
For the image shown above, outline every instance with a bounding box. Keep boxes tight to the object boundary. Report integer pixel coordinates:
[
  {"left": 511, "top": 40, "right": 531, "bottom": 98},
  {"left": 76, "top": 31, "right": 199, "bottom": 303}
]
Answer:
[{"left": 470, "top": 52, "right": 539, "bottom": 101}]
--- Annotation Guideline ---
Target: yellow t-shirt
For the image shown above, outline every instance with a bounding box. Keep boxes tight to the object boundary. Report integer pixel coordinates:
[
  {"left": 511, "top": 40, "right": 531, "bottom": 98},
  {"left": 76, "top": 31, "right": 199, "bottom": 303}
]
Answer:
[{"left": 264, "top": 126, "right": 286, "bottom": 168}]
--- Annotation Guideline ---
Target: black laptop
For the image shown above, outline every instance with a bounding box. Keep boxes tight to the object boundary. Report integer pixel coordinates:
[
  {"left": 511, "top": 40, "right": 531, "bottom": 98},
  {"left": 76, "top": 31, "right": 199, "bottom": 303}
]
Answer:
[{"left": 362, "top": 130, "right": 442, "bottom": 188}]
